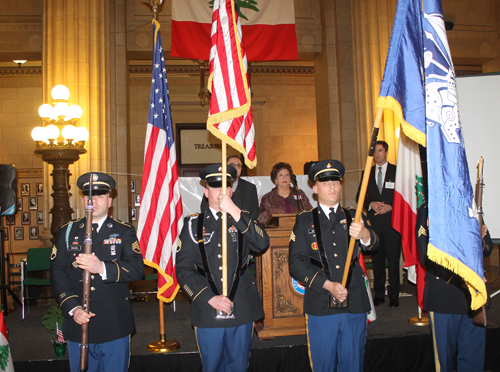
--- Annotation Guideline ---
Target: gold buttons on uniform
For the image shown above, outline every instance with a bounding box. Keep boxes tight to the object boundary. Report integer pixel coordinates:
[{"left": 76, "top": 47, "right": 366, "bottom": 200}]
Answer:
[
  {"left": 334, "top": 253, "right": 338, "bottom": 257},
  {"left": 218, "top": 254, "right": 222, "bottom": 258},
  {"left": 336, "top": 265, "right": 340, "bottom": 269},
  {"left": 91, "top": 287, "right": 95, "bottom": 291},
  {"left": 333, "top": 243, "right": 336, "bottom": 246},
  {"left": 218, "top": 244, "right": 221, "bottom": 247},
  {"left": 219, "top": 266, "right": 222, "bottom": 270},
  {"left": 91, "top": 275, "right": 94, "bottom": 279}
]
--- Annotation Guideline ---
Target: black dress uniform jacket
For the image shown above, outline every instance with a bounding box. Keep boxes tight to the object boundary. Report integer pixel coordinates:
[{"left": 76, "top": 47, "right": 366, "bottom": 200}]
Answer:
[
  {"left": 201, "top": 178, "right": 260, "bottom": 220},
  {"left": 50, "top": 216, "right": 144, "bottom": 344},
  {"left": 289, "top": 207, "right": 378, "bottom": 316},
  {"left": 417, "top": 202, "right": 492, "bottom": 314},
  {"left": 176, "top": 210, "right": 269, "bottom": 328}
]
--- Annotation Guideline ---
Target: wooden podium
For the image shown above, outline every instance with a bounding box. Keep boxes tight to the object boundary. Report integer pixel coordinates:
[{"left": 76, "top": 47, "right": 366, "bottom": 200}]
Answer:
[{"left": 255, "top": 214, "right": 306, "bottom": 340}]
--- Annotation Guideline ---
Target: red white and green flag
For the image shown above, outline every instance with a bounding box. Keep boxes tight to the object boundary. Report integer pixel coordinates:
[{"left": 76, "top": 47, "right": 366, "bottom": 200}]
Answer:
[
  {"left": 391, "top": 130, "right": 425, "bottom": 309},
  {"left": 172, "top": 0, "right": 298, "bottom": 62},
  {"left": 0, "top": 311, "right": 14, "bottom": 372}
]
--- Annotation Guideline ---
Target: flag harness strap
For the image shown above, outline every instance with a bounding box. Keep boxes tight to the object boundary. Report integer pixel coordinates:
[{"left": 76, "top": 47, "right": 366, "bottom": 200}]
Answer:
[
  {"left": 311, "top": 207, "right": 355, "bottom": 282},
  {"left": 196, "top": 212, "right": 245, "bottom": 301}
]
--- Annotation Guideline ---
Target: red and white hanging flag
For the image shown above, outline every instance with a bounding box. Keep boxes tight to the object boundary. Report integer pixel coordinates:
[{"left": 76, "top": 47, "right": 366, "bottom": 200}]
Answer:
[
  {"left": 207, "top": 0, "right": 256, "bottom": 168},
  {"left": 172, "top": 0, "right": 298, "bottom": 62}
]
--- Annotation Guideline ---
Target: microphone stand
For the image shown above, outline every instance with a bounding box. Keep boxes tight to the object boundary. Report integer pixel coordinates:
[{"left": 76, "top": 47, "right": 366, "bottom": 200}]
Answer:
[{"left": 291, "top": 174, "right": 303, "bottom": 212}]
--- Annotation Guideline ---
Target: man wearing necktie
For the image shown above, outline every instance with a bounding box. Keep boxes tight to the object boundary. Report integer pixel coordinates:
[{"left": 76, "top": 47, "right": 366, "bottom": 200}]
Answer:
[
  {"left": 50, "top": 172, "right": 144, "bottom": 372},
  {"left": 289, "top": 160, "right": 378, "bottom": 372},
  {"left": 176, "top": 164, "right": 270, "bottom": 372},
  {"left": 356, "top": 140, "right": 402, "bottom": 308}
]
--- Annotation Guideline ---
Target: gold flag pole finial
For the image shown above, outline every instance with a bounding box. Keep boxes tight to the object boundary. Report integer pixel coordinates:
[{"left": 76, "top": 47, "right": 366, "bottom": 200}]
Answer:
[{"left": 149, "top": 0, "right": 163, "bottom": 20}]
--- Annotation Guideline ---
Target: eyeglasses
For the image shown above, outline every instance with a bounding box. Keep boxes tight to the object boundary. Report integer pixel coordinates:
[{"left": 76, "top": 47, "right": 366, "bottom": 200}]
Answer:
[{"left": 228, "top": 163, "right": 242, "bottom": 169}]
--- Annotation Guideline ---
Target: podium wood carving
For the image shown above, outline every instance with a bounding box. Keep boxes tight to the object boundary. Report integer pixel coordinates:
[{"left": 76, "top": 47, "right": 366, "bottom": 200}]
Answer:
[{"left": 255, "top": 214, "right": 305, "bottom": 339}]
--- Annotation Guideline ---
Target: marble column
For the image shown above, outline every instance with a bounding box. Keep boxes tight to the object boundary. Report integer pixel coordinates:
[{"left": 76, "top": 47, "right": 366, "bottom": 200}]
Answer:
[
  {"left": 39, "top": 0, "right": 128, "bottom": 245},
  {"left": 314, "top": 0, "right": 360, "bottom": 206},
  {"left": 351, "top": 0, "right": 398, "bottom": 164}
]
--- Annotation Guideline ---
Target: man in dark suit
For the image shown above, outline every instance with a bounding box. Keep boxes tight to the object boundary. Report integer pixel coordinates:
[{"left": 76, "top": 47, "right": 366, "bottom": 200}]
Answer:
[
  {"left": 177, "top": 164, "right": 269, "bottom": 372},
  {"left": 289, "top": 160, "right": 378, "bottom": 372},
  {"left": 357, "top": 140, "right": 402, "bottom": 307},
  {"left": 201, "top": 155, "right": 259, "bottom": 220},
  {"left": 50, "top": 172, "right": 144, "bottom": 372}
]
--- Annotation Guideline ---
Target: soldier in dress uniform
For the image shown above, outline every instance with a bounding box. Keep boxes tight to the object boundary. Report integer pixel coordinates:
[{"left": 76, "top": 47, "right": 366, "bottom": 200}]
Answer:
[
  {"left": 176, "top": 164, "right": 270, "bottom": 372},
  {"left": 50, "top": 172, "right": 144, "bottom": 372},
  {"left": 289, "top": 160, "right": 378, "bottom": 372}
]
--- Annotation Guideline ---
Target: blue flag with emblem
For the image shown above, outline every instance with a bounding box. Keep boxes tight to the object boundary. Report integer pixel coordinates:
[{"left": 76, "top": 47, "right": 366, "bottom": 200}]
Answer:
[{"left": 377, "top": 0, "right": 486, "bottom": 310}]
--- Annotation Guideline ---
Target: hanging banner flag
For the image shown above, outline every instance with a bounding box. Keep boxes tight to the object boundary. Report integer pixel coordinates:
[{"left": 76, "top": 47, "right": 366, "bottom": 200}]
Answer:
[
  {"left": 377, "top": 0, "right": 486, "bottom": 310},
  {"left": 172, "top": 0, "right": 298, "bottom": 61}
]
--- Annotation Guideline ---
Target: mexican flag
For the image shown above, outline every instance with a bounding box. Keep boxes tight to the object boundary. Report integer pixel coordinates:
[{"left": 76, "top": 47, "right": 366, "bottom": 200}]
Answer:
[
  {"left": 171, "top": 0, "right": 298, "bottom": 61},
  {"left": 391, "top": 130, "right": 426, "bottom": 309},
  {"left": 0, "top": 311, "right": 14, "bottom": 372}
]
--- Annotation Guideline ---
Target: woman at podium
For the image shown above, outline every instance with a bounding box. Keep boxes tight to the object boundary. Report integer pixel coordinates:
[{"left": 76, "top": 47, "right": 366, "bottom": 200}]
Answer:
[{"left": 258, "top": 162, "right": 313, "bottom": 225}]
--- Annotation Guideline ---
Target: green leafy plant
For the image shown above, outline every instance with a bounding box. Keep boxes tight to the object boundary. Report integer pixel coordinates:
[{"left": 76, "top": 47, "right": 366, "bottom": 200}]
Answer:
[
  {"left": 209, "top": 0, "right": 259, "bottom": 21},
  {"left": 42, "top": 305, "right": 64, "bottom": 340}
]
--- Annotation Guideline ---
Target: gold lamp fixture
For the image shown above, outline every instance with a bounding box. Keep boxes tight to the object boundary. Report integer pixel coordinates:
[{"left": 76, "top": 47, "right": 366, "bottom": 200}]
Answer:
[{"left": 32, "top": 85, "right": 89, "bottom": 241}]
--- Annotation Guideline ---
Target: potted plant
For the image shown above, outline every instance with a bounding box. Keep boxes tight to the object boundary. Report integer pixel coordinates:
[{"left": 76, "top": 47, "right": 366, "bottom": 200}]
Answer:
[{"left": 42, "top": 305, "right": 67, "bottom": 357}]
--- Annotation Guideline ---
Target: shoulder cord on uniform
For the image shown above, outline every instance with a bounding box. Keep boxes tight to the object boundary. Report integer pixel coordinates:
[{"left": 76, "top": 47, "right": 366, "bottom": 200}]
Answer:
[{"left": 65, "top": 221, "right": 74, "bottom": 251}]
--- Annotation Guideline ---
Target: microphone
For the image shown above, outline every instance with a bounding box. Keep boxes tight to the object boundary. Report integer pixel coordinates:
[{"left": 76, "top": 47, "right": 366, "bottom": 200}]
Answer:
[{"left": 291, "top": 173, "right": 299, "bottom": 189}]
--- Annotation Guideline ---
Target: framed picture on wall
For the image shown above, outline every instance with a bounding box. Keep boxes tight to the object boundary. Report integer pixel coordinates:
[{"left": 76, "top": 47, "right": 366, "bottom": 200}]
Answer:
[
  {"left": 29, "top": 197, "right": 38, "bottom": 210},
  {"left": 21, "top": 183, "right": 30, "bottom": 196},
  {"left": 29, "top": 226, "right": 39, "bottom": 240},
  {"left": 131, "top": 180, "right": 136, "bottom": 193},
  {"left": 21, "top": 212, "right": 30, "bottom": 225},
  {"left": 3, "top": 228, "right": 8, "bottom": 241},
  {"left": 36, "top": 183, "right": 44, "bottom": 196},
  {"left": 5, "top": 215, "right": 15, "bottom": 225},
  {"left": 17, "top": 198, "right": 23, "bottom": 211},
  {"left": 37, "top": 212, "right": 44, "bottom": 224},
  {"left": 131, "top": 208, "right": 137, "bottom": 221},
  {"left": 134, "top": 195, "right": 141, "bottom": 207},
  {"left": 175, "top": 123, "right": 241, "bottom": 176},
  {"left": 14, "top": 227, "right": 24, "bottom": 240}
]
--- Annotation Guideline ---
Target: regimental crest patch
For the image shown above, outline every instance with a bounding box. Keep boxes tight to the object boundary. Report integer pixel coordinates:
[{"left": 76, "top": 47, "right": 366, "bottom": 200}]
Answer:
[{"left": 311, "top": 242, "right": 318, "bottom": 250}]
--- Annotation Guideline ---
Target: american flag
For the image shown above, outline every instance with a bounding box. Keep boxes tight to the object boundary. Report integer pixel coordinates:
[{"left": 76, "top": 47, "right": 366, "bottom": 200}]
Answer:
[
  {"left": 207, "top": 0, "right": 256, "bottom": 168},
  {"left": 56, "top": 321, "right": 65, "bottom": 342},
  {"left": 137, "top": 19, "right": 183, "bottom": 303}
]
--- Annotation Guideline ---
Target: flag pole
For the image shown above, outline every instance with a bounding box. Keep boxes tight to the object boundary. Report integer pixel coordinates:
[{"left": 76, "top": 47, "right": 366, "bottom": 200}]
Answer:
[
  {"left": 342, "top": 107, "right": 383, "bottom": 287},
  {"left": 144, "top": 1, "right": 180, "bottom": 353},
  {"left": 222, "top": 142, "right": 228, "bottom": 296},
  {"left": 146, "top": 300, "right": 180, "bottom": 353}
]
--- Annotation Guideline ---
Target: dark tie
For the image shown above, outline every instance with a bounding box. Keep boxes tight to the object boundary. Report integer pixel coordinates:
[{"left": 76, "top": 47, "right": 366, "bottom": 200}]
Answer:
[
  {"left": 329, "top": 207, "right": 336, "bottom": 226},
  {"left": 377, "top": 166, "right": 383, "bottom": 194},
  {"left": 216, "top": 212, "right": 222, "bottom": 220},
  {"left": 92, "top": 223, "right": 98, "bottom": 231}
]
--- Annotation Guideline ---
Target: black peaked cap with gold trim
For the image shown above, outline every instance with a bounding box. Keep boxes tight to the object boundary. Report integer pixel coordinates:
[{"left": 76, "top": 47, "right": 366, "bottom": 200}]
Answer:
[
  {"left": 308, "top": 159, "right": 345, "bottom": 182},
  {"left": 77, "top": 172, "right": 116, "bottom": 196},
  {"left": 199, "top": 164, "right": 237, "bottom": 188}
]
